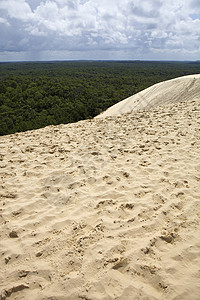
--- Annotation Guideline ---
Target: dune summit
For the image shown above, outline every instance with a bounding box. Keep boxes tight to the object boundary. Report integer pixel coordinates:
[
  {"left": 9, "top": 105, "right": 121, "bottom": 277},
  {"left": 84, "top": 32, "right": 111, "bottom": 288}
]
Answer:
[
  {"left": 0, "top": 76, "right": 200, "bottom": 300},
  {"left": 97, "top": 74, "right": 200, "bottom": 117}
]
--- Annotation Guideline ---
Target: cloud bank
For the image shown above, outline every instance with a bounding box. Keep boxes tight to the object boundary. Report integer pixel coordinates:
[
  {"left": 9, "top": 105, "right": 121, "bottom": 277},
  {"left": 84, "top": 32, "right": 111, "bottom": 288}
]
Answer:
[{"left": 0, "top": 0, "right": 200, "bottom": 61}]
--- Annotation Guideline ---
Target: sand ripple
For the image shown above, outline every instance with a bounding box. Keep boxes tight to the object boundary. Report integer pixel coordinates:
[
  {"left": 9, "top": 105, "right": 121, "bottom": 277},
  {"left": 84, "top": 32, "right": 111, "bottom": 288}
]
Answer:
[{"left": 0, "top": 98, "right": 200, "bottom": 299}]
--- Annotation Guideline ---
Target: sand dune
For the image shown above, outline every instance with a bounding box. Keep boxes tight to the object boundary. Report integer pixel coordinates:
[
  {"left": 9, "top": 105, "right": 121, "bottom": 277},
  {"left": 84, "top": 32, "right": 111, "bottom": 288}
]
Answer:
[
  {"left": 0, "top": 77, "right": 200, "bottom": 299},
  {"left": 97, "top": 74, "right": 200, "bottom": 117}
]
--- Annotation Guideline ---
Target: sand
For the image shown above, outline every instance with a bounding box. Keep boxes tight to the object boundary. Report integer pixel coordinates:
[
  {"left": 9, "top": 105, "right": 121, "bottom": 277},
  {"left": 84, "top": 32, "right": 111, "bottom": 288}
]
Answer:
[
  {"left": 97, "top": 74, "right": 200, "bottom": 117},
  {"left": 0, "top": 77, "right": 200, "bottom": 299}
]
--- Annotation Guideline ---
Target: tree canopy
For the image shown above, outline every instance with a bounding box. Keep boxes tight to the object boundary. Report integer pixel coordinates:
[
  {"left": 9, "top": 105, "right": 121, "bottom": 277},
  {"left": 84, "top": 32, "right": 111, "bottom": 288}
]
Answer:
[{"left": 0, "top": 60, "right": 199, "bottom": 135}]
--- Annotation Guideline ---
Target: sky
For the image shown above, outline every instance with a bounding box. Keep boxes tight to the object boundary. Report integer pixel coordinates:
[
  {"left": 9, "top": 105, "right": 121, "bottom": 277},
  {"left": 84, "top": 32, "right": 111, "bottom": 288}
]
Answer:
[{"left": 0, "top": 0, "right": 200, "bottom": 62}]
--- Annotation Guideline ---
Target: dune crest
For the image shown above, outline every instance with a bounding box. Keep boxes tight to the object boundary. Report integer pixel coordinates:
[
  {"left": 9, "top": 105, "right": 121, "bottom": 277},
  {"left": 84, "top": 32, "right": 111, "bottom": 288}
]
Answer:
[
  {"left": 97, "top": 74, "right": 200, "bottom": 117},
  {"left": 0, "top": 87, "right": 200, "bottom": 299}
]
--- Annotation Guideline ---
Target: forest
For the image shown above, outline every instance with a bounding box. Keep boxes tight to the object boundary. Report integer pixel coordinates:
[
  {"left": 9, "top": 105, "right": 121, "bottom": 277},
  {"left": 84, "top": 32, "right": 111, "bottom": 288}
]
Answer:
[{"left": 0, "top": 60, "right": 199, "bottom": 135}]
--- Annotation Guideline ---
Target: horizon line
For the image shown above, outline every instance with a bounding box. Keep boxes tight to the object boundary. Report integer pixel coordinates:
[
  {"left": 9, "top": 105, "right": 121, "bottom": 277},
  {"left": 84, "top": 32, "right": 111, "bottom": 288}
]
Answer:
[{"left": 0, "top": 59, "right": 200, "bottom": 64}]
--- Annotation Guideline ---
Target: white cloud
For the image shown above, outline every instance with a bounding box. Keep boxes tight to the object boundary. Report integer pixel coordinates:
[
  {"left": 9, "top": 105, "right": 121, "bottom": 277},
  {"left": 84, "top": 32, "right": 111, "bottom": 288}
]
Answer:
[
  {"left": 0, "top": 0, "right": 33, "bottom": 21},
  {"left": 0, "top": 16, "right": 9, "bottom": 25},
  {"left": 0, "top": 0, "right": 199, "bottom": 61}
]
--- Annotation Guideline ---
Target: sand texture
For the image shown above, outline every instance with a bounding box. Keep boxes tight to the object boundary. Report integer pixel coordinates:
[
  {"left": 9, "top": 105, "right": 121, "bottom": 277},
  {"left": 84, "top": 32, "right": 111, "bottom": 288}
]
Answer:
[
  {"left": 0, "top": 82, "right": 200, "bottom": 299},
  {"left": 97, "top": 74, "right": 200, "bottom": 117}
]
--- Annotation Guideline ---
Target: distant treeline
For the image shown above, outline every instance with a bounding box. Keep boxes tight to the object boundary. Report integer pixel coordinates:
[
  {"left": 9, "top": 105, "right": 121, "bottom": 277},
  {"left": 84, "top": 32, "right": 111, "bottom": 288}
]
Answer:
[{"left": 0, "top": 60, "right": 199, "bottom": 135}]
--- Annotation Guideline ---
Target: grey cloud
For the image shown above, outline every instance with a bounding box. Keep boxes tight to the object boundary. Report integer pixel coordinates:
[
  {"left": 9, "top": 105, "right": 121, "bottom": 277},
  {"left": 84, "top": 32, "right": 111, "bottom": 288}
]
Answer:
[
  {"left": 128, "top": 0, "right": 162, "bottom": 18},
  {"left": 190, "top": 0, "right": 200, "bottom": 8},
  {"left": 0, "top": 19, "right": 28, "bottom": 51},
  {"left": 66, "top": 0, "right": 79, "bottom": 10},
  {"left": 0, "top": 0, "right": 199, "bottom": 61}
]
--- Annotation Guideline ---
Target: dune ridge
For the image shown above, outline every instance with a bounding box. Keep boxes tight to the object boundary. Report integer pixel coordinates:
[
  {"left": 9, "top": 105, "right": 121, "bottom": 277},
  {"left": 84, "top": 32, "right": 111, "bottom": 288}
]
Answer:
[
  {"left": 0, "top": 80, "right": 200, "bottom": 299},
  {"left": 97, "top": 74, "right": 200, "bottom": 117}
]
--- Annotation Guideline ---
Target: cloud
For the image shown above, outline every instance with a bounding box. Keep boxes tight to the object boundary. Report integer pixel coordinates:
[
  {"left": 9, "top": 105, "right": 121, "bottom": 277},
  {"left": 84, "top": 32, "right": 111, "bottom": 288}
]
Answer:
[
  {"left": 0, "top": 0, "right": 33, "bottom": 21},
  {"left": 0, "top": 0, "right": 199, "bottom": 61},
  {"left": 128, "top": 0, "right": 162, "bottom": 19},
  {"left": 190, "top": 0, "right": 200, "bottom": 9},
  {"left": 0, "top": 16, "right": 9, "bottom": 26}
]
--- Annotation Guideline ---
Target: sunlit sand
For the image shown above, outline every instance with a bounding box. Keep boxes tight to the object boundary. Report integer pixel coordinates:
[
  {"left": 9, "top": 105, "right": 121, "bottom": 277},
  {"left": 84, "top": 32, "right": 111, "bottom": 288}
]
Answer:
[{"left": 0, "top": 75, "right": 200, "bottom": 300}]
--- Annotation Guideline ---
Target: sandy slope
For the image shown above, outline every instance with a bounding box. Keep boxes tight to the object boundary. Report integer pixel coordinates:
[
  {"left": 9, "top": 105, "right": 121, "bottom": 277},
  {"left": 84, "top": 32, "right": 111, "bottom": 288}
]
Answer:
[
  {"left": 97, "top": 74, "right": 200, "bottom": 117},
  {"left": 0, "top": 92, "right": 200, "bottom": 299}
]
